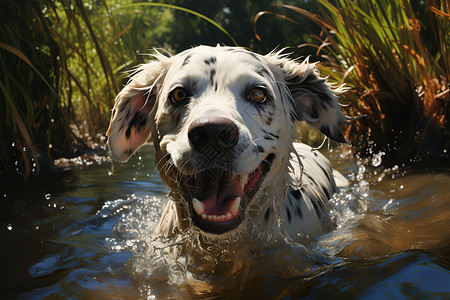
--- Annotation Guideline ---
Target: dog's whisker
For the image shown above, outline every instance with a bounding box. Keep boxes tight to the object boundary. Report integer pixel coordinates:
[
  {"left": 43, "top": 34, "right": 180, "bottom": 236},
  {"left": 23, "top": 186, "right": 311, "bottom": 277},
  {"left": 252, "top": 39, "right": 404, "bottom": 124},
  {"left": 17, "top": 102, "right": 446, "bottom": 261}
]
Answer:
[{"left": 155, "top": 153, "right": 171, "bottom": 169}]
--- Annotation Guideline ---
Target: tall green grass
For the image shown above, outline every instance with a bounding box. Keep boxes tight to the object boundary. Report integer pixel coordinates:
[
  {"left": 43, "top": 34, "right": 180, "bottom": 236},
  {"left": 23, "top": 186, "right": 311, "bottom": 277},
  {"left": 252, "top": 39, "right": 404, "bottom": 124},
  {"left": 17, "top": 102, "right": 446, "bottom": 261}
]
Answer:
[
  {"left": 0, "top": 1, "right": 121, "bottom": 178},
  {"left": 260, "top": 0, "right": 449, "bottom": 163},
  {"left": 1, "top": 0, "right": 236, "bottom": 178}
]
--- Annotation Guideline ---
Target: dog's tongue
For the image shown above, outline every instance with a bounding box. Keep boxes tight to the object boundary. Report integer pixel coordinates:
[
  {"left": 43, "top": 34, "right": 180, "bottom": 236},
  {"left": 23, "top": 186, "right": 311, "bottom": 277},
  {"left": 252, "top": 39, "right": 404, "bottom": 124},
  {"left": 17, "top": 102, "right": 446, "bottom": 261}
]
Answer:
[{"left": 197, "top": 173, "right": 243, "bottom": 215}]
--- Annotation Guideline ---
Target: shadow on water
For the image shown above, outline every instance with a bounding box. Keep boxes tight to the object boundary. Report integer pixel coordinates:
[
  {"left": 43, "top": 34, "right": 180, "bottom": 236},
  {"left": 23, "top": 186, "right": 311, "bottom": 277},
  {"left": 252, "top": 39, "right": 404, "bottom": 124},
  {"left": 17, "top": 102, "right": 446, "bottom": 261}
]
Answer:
[{"left": 1, "top": 144, "right": 449, "bottom": 299}]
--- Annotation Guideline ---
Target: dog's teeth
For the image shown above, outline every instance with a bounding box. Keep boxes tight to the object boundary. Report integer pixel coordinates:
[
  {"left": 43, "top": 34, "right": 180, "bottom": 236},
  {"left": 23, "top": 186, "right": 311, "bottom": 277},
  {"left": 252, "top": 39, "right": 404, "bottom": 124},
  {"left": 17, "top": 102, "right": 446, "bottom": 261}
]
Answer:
[
  {"left": 226, "top": 213, "right": 232, "bottom": 220},
  {"left": 192, "top": 198, "right": 204, "bottom": 216},
  {"left": 240, "top": 175, "right": 248, "bottom": 191},
  {"left": 230, "top": 197, "right": 241, "bottom": 216},
  {"left": 207, "top": 215, "right": 213, "bottom": 221},
  {"left": 202, "top": 214, "right": 207, "bottom": 219},
  {"left": 221, "top": 214, "right": 226, "bottom": 220}
]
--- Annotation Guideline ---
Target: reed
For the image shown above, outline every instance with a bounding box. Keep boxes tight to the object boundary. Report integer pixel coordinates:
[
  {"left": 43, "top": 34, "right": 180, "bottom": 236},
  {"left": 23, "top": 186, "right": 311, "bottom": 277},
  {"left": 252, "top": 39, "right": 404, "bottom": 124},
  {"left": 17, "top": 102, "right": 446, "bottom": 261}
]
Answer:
[
  {"left": 260, "top": 0, "right": 449, "bottom": 163},
  {"left": 1, "top": 0, "right": 235, "bottom": 178}
]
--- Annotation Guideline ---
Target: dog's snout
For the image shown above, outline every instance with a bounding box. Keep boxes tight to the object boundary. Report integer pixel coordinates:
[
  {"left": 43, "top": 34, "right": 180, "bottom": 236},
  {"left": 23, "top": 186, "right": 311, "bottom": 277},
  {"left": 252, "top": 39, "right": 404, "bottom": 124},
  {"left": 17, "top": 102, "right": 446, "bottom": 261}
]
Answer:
[{"left": 188, "top": 117, "right": 239, "bottom": 152}]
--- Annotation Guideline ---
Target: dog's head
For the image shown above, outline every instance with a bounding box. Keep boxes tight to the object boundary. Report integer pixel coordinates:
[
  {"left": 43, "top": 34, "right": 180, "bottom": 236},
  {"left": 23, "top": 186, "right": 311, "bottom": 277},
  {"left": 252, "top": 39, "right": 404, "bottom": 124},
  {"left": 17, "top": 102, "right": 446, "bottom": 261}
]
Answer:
[{"left": 107, "top": 45, "right": 347, "bottom": 235}]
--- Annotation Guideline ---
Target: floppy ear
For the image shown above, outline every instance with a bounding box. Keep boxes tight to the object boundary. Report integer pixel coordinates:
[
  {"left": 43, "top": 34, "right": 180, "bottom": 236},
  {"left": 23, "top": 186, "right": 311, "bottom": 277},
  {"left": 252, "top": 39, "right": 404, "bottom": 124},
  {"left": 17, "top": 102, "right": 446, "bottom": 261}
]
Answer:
[
  {"left": 280, "top": 57, "right": 349, "bottom": 143},
  {"left": 107, "top": 60, "right": 167, "bottom": 161}
]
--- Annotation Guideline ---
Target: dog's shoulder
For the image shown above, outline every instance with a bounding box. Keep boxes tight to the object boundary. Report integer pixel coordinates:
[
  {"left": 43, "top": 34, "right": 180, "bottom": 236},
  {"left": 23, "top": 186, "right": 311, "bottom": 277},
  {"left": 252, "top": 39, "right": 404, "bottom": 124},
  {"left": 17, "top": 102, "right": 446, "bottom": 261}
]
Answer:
[{"left": 281, "top": 142, "right": 347, "bottom": 241}]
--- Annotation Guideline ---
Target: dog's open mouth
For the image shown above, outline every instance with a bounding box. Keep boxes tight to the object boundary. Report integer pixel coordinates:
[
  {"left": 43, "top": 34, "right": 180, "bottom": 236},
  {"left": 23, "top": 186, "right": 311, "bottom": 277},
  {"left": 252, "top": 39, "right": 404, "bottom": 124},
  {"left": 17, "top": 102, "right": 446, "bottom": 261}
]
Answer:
[{"left": 180, "top": 154, "right": 274, "bottom": 234}]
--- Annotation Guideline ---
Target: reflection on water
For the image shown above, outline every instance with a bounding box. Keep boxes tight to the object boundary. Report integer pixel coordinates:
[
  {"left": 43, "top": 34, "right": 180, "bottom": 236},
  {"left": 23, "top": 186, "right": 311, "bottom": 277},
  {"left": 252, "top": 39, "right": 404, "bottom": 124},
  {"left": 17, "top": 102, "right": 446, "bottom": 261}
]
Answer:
[{"left": 1, "top": 144, "right": 449, "bottom": 298}]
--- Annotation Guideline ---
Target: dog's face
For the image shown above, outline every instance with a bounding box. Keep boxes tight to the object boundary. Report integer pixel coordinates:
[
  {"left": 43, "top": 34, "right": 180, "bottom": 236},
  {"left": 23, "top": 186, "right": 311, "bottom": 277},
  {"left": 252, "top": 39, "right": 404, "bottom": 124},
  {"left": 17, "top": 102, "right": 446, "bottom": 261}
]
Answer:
[{"left": 107, "top": 46, "right": 347, "bottom": 235}]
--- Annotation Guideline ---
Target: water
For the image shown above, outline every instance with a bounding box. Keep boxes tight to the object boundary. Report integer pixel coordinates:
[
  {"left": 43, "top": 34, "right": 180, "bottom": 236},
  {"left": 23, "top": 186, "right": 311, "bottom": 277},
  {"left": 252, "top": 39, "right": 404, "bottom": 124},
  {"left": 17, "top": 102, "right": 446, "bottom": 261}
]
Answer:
[{"left": 1, "top": 144, "right": 449, "bottom": 299}]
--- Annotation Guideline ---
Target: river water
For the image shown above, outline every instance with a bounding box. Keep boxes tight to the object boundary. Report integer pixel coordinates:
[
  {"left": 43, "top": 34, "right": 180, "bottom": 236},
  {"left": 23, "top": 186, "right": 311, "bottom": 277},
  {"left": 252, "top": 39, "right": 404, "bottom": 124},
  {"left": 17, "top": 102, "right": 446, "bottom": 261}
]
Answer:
[{"left": 1, "top": 144, "right": 449, "bottom": 299}]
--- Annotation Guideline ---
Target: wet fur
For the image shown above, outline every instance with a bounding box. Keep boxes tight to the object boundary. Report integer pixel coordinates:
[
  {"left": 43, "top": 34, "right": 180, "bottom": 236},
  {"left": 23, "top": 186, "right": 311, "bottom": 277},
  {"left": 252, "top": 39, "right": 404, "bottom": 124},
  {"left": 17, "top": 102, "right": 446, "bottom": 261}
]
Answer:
[{"left": 107, "top": 45, "right": 349, "bottom": 242}]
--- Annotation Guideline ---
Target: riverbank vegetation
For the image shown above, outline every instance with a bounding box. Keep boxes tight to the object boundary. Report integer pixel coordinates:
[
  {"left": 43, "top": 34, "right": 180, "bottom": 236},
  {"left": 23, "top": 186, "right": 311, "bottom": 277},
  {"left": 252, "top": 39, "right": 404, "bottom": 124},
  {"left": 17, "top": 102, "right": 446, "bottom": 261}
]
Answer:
[
  {"left": 1, "top": 0, "right": 448, "bottom": 178},
  {"left": 258, "top": 0, "right": 449, "bottom": 164}
]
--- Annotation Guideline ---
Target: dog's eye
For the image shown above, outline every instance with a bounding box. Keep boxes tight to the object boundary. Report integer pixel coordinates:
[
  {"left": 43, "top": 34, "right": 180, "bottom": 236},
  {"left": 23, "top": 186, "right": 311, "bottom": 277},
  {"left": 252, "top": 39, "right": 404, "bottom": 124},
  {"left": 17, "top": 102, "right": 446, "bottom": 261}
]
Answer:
[
  {"left": 170, "top": 87, "right": 188, "bottom": 103},
  {"left": 247, "top": 88, "right": 266, "bottom": 103}
]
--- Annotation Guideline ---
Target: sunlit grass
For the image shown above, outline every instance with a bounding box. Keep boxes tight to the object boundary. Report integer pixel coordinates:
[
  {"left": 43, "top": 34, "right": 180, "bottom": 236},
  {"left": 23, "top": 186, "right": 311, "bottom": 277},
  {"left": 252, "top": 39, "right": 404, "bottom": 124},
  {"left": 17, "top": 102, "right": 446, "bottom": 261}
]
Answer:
[
  {"left": 260, "top": 0, "right": 449, "bottom": 163},
  {"left": 1, "top": 0, "right": 237, "bottom": 178}
]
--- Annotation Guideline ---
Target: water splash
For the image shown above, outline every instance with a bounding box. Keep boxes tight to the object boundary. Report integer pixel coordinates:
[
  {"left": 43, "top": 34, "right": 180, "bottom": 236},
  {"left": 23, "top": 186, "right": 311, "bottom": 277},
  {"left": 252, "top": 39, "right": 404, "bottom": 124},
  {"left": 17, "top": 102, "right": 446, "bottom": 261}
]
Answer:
[
  {"left": 106, "top": 148, "right": 423, "bottom": 296},
  {"left": 53, "top": 154, "right": 109, "bottom": 168},
  {"left": 106, "top": 190, "right": 334, "bottom": 297}
]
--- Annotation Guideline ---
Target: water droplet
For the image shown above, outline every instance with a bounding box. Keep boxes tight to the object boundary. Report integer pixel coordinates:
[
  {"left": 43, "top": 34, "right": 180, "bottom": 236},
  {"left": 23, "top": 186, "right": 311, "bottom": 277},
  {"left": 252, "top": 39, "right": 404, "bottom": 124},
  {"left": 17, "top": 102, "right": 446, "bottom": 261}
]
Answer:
[
  {"left": 371, "top": 152, "right": 384, "bottom": 167},
  {"left": 7, "top": 224, "right": 13, "bottom": 231},
  {"left": 45, "top": 194, "right": 51, "bottom": 200},
  {"left": 11, "top": 142, "right": 15, "bottom": 147},
  {"left": 35, "top": 225, "right": 40, "bottom": 230},
  {"left": 108, "top": 171, "right": 113, "bottom": 176}
]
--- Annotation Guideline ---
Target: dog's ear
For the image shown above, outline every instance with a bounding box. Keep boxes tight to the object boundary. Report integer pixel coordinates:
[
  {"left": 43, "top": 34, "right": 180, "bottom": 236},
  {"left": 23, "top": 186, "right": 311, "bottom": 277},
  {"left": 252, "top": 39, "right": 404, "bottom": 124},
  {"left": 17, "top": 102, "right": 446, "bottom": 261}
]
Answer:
[
  {"left": 107, "top": 60, "right": 166, "bottom": 161},
  {"left": 279, "top": 57, "right": 348, "bottom": 143}
]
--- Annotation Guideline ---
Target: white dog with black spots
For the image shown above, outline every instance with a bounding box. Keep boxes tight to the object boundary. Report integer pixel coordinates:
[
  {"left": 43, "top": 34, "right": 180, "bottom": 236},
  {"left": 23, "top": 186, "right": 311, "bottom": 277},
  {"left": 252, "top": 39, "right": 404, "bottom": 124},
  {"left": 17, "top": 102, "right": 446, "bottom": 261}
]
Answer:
[{"left": 107, "top": 45, "right": 350, "bottom": 243}]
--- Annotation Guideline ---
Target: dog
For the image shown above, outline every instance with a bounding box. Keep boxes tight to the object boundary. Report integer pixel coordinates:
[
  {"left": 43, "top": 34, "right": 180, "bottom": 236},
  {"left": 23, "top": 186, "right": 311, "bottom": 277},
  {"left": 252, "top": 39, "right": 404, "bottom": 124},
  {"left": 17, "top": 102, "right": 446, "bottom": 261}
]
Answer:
[{"left": 107, "top": 45, "right": 350, "bottom": 244}]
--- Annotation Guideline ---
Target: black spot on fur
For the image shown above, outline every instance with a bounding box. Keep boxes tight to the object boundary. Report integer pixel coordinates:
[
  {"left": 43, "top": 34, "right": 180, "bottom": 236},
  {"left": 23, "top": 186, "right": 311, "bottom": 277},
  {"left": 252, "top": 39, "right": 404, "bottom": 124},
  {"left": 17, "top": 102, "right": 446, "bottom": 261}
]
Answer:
[
  {"left": 322, "top": 184, "right": 330, "bottom": 199},
  {"left": 317, "top": 196, "right": 326, "bottom": 210},
  {"left": 286, "top": 207, "right": 291, "bottom": 223},
  {"left": 291, "top": 189, "right": 301, "bottom": 200},
  {"left": 264, "top": 136, "right": 273, "bottom": 141},
  {"left": 264, "top": 208, "right": 272, "bottom": 222},
  {"left": 312, "top": 201, "right": 322, "bottom": 218},
  {"left": 182, "top": 54, "right": 192, "bottom": 67},
  {"left": 262, "top": 130, "right": 279, "bottom": 140},
  {"left": 257, "top": 145, "right": 265, "bottom": 153},
  {"left": 270, "top": 132, "right": 279, "bottom": 139},
  {"left": 204, "top": 56, "right": 217, "bottom": 66},
  {"left": 245, "top": 51, "right": 261, "bottom": 62},
  {"left": 264, "top": 114, "right": 274, "bottom": 126},
  {"left": 256, "top": 67, "right": 273, "bottom": 80},
  {"left": 209, "top": 69, "right": 216, "bottom": 86},
  {"left": 304, "top": 173, "right": 317, "bottom": 187},
  {"left": 295, "top": 205, "right": 303, "bottom": 219},
  {"left": 125, "top": 112, "right": 147, "bottom": 140},
  {"left": 318, "top": 164, "right": 332, "bottom": 182},
  {"left": 119, "top": 99, "right": 131, "bottom": 113}
]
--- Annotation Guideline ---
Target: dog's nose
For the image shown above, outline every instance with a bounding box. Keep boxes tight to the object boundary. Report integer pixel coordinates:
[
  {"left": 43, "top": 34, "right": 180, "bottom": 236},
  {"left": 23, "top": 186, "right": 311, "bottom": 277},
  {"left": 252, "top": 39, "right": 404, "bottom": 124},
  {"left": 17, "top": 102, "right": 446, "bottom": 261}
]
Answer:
[{"left": 188, "top": 116, "right": 239, "bottom": 153}]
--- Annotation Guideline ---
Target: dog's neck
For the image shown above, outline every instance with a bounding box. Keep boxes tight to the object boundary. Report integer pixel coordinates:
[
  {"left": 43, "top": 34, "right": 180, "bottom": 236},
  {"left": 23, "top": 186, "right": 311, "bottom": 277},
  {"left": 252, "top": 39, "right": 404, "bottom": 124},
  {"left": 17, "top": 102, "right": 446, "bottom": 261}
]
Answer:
[{"left": 244, "top": 151, "right": 294, "bottom": 242}]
